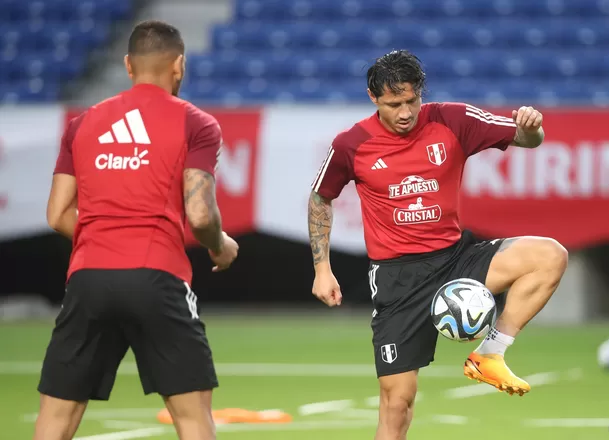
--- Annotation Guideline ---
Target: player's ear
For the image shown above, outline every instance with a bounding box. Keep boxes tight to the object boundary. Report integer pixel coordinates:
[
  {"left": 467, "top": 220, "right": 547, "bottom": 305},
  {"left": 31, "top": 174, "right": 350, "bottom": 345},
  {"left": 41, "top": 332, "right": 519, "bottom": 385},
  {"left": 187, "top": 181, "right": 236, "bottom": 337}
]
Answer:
[
  {"left": 124, "top": 55, "right": 134, "bottom": 80},
  {"left": 173, "top": 54, "right": 184, "bottom": 81},
  {"left": 367, "top": 88, "right": 378, "bottom": 105}
]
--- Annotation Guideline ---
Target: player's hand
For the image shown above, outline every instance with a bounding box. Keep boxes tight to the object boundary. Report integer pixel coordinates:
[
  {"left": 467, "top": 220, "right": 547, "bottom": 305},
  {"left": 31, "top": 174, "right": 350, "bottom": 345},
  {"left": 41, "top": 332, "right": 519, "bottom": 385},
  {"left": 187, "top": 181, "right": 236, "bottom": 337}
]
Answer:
[
  {"left": 209, "top": 232, "right": 239, "bottom": 272},
  {"left": 312, "top": 270, "right": 342, "bottom": 307},
  {"left": 512, "top": 106, "right": 543, "bottom": 132}
]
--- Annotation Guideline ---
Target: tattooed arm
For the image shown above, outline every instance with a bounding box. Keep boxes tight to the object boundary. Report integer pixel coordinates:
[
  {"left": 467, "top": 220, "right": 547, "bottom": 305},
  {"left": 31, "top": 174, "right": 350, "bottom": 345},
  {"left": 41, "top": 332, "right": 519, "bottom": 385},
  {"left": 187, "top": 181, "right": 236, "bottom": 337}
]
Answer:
[
  {"left": 184, "top": 168, "right": 224, "bottom": 254},
  {"left": 308, "top": 190, "right": 334, "bottom": 270}
]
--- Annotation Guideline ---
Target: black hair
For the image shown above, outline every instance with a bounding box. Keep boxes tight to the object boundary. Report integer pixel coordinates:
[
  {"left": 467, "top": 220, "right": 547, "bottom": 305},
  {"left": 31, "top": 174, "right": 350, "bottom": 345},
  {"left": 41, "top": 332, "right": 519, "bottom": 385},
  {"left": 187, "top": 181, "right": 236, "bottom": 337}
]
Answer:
[
  {"left": 127, "top": 20, "right": 185, "bottom": 56},
  {"left": 366, "top": 50, "right": 426, "bottom": 98}
]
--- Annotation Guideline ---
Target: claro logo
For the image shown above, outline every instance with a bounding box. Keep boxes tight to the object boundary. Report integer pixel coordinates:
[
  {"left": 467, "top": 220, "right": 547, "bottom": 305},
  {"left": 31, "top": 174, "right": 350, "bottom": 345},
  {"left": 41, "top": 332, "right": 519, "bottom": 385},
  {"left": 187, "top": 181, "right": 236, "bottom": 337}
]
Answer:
[{"left": 95, "top": 147, "right": 149, "bottom": 170}]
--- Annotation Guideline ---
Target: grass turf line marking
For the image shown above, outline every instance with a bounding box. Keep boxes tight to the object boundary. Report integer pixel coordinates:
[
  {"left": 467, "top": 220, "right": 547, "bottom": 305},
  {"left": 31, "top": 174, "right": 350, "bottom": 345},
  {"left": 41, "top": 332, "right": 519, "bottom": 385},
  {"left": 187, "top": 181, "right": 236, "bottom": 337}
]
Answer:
[
  {"left": 445, "top": 371, "right": 560, "bottom": 399},
  {"left": 216, "top": 419, "right": 379, "bottom": 432},
  {"left": 1, "top": 361, "right": 460, "bottom": 377},
  {"left": 365, "top": 392, "right": 423, "bottom": 408},
  {"left": 431, "top": 415, "right": 469, "bottom": 425},
  {"left": 74, "top": 427, "right": 170, "bottom": 440},
  {"left": 524, "top": 418, "right": 609, "bottom": 428},
  {"left": 102, "top": 421, "right": 161, "bottom": 430},
  {"left": 298, "top": 400, "right": 353, "bottom": 416},
  {"left": 343, "top": 408, "right": 379, "bottom": 419},
  {"left": 22, "top": 408, "right": 160, "bottom": 423}
]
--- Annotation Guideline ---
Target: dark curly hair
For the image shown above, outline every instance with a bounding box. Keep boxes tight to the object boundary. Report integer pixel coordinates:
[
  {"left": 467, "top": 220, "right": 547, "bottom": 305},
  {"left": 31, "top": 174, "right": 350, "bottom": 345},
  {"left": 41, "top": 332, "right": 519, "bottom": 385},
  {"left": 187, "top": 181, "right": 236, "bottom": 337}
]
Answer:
[
  {"left": 367, "top": 50, "right": 426, "bottom": 98},
  {"left": 128, "top": 20, "right": 184, "bottom": 56}
]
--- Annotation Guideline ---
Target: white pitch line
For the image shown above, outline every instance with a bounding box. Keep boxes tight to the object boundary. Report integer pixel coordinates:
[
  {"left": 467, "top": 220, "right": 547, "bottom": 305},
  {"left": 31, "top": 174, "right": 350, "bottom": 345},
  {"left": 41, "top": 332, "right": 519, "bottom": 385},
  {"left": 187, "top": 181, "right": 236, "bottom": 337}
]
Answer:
[
  {"left": 1, "top": 361, "right": 460, "bottom": 377},
  {"left": 431, "top": 414, "right": 469, "bottom": 425},
  {"left": 343, "top": 408, "right": 379, "bottom": 419},
  {"left": 216, "top": 419, "right": 378, "bottom": 432},
  {"left": 298, "top": 399, "right": 353, "bottom": 416},
  {"left": 22, "top": 408, "right": 159, "bottom": 423},
  {"left": 74, "top": 427, "right": 171, "bottom": 440},
  {"left": 365, "top": 392, "right": 423, "bottom": 409},
  {"left": 365, "top": 396, "right": 380, "bottom": 408},
  {"left": 524, "top": 418, "right": 609, "bottom": 428},
  {"left": 445, "top": 371, "right": 560, "bottom": 399},
  {"left": 102, "top": 421, "right": 161, "bottom": 430}
]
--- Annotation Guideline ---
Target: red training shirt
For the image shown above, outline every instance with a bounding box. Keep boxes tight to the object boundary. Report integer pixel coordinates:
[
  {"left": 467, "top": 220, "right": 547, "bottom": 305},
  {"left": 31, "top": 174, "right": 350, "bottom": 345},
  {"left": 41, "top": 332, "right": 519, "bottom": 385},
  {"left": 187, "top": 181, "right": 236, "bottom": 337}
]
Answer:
[
  {"left": 54, "top": 83, "right": 222, "bottom": 284},
  {"left": 311, "top": 102, "right": 517, "bottom": 260}
]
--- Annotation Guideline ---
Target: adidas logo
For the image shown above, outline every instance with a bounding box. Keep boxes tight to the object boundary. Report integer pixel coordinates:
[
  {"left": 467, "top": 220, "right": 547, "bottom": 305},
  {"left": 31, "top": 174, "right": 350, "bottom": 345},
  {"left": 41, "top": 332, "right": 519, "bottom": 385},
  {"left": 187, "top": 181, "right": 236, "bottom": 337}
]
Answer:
[
  {"left": 371, "top": 158, "right": 388, "bottom": 170},
  {"left": 98, "top": 109, "right": 151, "bottom": 144}
]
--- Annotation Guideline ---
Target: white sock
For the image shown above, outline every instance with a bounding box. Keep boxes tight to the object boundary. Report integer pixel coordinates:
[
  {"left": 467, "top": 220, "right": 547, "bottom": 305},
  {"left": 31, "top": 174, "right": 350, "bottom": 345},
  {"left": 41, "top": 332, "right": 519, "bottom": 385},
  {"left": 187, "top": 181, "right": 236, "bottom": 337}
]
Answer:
[{"left": 474, "top": 328, "right": 515, "bottom": 356}]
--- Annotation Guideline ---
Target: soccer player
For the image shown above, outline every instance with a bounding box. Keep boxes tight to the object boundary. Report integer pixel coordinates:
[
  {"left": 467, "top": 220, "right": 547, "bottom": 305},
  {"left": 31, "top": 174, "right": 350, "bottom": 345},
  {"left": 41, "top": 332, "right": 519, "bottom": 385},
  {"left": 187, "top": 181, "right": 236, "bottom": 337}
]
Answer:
[
  {"left": 308, "top": 50, "right": 568, "bottom": 439},
  {"left": 35, "top": 21, "right": 238, "bottom": 440}
]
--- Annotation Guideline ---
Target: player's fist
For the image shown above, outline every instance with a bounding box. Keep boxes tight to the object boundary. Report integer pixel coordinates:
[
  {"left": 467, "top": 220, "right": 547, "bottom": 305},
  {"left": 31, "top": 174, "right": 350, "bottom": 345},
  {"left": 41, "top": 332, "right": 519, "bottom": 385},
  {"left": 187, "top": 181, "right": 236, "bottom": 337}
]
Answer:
[
  {"left": 312, "top": 270, "right": 342, "bottom": 307},
  {"left": 512, "top": 106, "right": 543, "bottom": 132},
  {"left": 209, "top": 232, "right": 239, "bottom": 272}
]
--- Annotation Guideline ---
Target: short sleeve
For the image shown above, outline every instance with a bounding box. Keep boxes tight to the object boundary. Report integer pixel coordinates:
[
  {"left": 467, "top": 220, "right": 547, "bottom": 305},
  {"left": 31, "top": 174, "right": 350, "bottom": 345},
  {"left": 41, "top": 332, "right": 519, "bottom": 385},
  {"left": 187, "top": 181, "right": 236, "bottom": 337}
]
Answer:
[
  {"left": 184, "top": 104, "right": 222, "bottom": 176},
  {"left": 53, "top": 114, "right": 83, "bottom": 175},
  {"left": 435, "top": 102, "right": 517, "bottom": 157},
  {"left": 311, "top": 133, "right": 356, "bottom": 200}
]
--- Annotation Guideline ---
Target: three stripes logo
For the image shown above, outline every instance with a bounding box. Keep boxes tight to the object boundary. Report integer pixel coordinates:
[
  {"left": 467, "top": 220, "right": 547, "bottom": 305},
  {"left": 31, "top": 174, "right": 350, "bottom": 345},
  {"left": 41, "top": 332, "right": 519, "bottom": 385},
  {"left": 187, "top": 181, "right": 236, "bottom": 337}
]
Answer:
[
  {"left": 184, "top": 282, "right": 199, "bottom": 320},
  {"left": 464, "top": 104, "right": 517, "bottom": 128},
  {"left": 311, "top": 145, "right": 335, "bottom": 192},
  {"left": 95, "top": 109, "right": 151, "bottom": 170},
  {"left": 98, "top": 109, "right": 151, "bottom": 145},
  {"left": 371, "top": 158, "right": 388, "bottom": 170}
]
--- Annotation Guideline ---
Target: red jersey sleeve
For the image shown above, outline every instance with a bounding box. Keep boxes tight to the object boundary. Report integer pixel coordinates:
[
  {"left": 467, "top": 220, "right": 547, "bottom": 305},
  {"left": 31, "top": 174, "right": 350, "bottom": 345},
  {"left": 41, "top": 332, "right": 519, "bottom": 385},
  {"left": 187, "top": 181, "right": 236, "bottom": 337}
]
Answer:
[
  {"left": 311, "top": 131, "right": 356, "bottom": 200},
  {"left": 434, "top": 102, "right": 517, "bottom": 157},
  {"left": 53, "top": 112, "right": 85, "bottom": 175},
  {"left": 184, "top": 104, "right": 222, "bottom": 176}
]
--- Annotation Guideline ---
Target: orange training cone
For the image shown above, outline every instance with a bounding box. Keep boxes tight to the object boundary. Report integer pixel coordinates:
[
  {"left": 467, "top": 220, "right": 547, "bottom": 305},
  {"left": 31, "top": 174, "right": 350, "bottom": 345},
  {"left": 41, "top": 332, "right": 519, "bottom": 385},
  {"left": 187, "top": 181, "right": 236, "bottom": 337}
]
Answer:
[{"left": 157, "top": 407, "right": 292, "bottom": 425}]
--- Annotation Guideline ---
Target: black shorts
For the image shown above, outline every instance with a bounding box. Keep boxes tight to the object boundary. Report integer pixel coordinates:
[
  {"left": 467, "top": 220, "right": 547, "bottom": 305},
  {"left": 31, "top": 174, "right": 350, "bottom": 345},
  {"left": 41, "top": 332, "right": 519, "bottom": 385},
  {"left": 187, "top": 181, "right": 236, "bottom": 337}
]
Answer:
[
  {"left": 38, "top": 268, "right": 218, "bottom": 401},
  {"left": 370, "top": 230, "right": 505, "bottom": 377}
]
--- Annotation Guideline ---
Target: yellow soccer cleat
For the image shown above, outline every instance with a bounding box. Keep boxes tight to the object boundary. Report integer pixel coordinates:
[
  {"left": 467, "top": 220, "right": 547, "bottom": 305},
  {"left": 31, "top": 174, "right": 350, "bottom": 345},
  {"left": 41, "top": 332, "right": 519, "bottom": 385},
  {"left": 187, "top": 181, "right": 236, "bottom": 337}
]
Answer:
[{"left": 463, "top": 352, "right": 531, "bottom": 396}]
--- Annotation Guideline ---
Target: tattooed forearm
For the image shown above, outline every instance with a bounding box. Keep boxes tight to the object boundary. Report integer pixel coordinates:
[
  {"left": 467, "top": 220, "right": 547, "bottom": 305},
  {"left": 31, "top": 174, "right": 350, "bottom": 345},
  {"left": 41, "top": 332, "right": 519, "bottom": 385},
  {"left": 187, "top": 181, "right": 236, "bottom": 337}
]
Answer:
[
  {"left": 308, "top": 191, "right": 333, "bottom": 267},
  {"left": 513, "top": 126, "right": 544, "bottom": 148},
  {"left": 184, "top": 168, "right": 224, "bottom": 254}
]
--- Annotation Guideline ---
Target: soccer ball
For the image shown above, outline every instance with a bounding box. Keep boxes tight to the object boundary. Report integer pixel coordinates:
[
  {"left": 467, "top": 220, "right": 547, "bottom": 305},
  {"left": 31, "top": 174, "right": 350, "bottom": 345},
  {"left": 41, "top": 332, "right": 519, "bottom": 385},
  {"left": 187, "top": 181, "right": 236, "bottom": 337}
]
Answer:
[
  {"left": 598, "top": 339, "right": 609, "bottom": 369},
  {"left": 431, "top": 278, "right": 497, "bottom": 342}
]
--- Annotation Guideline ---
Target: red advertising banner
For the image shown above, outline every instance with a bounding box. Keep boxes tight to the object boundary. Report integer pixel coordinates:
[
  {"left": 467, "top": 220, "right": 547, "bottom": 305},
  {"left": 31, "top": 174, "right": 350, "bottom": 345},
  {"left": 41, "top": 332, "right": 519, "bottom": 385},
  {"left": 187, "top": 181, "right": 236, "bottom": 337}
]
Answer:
[
  {"left": 184, "top": 109, "right": 261, "bottom": 245},
  {"left": 460, "top": 110, "right": 609, "bottom": 249}
]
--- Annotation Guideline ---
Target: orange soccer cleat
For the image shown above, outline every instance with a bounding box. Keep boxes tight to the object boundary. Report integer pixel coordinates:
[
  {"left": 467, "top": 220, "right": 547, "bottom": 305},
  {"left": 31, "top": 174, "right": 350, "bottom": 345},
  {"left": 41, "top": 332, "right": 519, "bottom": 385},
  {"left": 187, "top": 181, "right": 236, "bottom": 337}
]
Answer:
[{"left": 463, "top": 352, "right": 531, "bottom": 396}]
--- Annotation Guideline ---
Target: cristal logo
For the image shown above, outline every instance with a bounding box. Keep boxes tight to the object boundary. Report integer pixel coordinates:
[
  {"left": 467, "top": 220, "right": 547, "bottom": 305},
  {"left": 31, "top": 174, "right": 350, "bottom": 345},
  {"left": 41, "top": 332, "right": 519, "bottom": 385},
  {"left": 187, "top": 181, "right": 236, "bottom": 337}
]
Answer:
[
  {"left": 95, "top": 147, "right": 150, "bottom": 170},
  {"left": 393, "top": 197, "right": 442, "bottom": 225}
]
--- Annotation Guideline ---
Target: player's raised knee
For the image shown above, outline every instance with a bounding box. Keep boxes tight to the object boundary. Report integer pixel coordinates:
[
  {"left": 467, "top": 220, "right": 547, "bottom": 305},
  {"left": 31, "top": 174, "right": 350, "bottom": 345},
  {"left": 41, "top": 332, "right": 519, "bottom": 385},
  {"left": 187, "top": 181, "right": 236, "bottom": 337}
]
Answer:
[{"left": 533, "top": 237, "right": 568, "bottom": 275}]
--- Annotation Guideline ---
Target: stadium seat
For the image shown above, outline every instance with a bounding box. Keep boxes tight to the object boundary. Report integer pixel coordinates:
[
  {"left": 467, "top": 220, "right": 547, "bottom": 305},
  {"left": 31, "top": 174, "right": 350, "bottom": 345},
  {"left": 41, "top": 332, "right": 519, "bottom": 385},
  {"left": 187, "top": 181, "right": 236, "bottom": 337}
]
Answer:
[
  {"left": 0, "top": 0, "right": 133, "bottom": 102},
  {"left": 183, "top": 0, "right": 609, "bottom": 106},
  {"left": 233, "top": 0, "right": 609, "bottom": 21}
]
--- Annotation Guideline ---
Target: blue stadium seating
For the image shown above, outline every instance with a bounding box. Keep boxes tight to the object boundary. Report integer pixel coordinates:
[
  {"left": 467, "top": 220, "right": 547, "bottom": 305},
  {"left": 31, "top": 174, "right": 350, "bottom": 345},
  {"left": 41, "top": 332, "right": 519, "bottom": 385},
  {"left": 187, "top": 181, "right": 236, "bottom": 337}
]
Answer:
[
  {"left": 0, "top": 0, "right": 132, "bottom": 103},
  {"left": 181, "top": 0, "right": 609, "bottom": 106},
  {"left": 2, "top": 0, "right": 608, "bottom": 106}
]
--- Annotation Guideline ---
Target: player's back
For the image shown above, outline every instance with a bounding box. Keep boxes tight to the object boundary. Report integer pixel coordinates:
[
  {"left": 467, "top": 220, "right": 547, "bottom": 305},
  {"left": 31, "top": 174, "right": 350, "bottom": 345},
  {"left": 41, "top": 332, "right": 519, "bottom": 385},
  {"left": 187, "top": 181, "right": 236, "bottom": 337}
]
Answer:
[{"left": 68, "top": 84, "right": 206, "bottom": 283}]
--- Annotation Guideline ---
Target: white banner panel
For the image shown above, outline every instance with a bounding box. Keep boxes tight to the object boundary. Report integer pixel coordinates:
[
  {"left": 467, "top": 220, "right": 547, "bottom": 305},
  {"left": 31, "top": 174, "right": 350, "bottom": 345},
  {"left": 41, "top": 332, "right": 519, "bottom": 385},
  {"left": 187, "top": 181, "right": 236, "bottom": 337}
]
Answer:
[
  {"left": 0, "top": 106, "right": 63, "bottom": 240},
  {"left": 256, "top": 104, "right": 373, "bottom": 253}
]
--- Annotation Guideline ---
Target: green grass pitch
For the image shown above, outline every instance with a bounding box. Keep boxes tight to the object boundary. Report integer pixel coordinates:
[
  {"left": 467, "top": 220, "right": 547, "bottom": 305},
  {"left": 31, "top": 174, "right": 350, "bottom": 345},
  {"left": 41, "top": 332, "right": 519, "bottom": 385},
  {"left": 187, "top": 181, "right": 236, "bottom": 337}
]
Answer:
[{"left": 1, "top": 313, "right": 608, "bottom": 439}]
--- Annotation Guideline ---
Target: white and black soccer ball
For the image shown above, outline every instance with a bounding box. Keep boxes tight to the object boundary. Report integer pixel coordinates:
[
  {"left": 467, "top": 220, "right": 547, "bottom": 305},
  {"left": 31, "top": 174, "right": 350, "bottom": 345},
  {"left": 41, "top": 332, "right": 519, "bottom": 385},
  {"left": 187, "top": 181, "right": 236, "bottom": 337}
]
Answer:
[
  {"left": 431, "top": 278, "right": 497, "bottom": 342},
  {"left": 598, "top": 339, "right": 609, "bottom": 369}
]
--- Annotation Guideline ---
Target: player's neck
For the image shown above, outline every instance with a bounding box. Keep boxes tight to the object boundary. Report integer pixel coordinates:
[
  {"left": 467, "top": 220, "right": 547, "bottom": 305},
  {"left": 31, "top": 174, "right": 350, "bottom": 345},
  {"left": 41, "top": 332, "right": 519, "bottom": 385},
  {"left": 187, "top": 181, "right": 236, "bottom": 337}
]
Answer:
[{"left": 132, "top": 77, "right": 172, "bottom": 95}]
